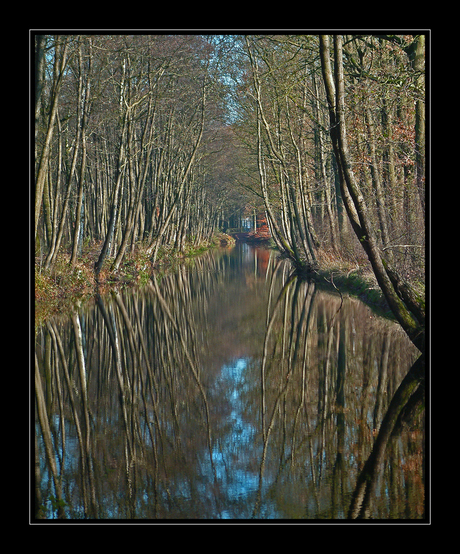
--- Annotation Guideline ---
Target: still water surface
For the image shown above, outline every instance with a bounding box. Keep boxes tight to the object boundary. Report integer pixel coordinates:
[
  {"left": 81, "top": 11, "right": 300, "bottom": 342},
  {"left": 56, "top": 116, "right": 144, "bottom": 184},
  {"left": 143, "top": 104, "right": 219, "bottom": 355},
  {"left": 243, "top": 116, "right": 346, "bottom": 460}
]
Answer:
[{"left": 34, "top": 244, "right": 424, "bottom": 520}]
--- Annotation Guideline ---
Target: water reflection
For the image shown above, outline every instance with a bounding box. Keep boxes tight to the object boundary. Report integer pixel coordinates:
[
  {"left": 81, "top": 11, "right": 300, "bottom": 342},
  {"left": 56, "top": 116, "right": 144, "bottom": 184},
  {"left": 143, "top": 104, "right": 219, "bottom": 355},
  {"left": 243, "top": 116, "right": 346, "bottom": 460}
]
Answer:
[{"left": 34, "top": 245, "right": 424, "bottom": 520}]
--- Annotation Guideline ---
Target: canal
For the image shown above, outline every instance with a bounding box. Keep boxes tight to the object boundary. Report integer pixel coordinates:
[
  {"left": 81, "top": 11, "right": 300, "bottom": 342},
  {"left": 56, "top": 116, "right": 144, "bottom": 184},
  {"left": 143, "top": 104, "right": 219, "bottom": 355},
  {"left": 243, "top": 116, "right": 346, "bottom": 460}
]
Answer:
[{"left": 34, "top": 243, "right": 424, "bottom": 520}]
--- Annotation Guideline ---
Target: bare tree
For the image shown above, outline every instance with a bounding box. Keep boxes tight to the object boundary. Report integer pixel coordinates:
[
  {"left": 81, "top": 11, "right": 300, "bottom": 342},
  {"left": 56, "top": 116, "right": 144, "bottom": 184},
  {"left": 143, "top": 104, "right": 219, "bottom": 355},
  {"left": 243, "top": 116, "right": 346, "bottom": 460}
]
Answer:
[
  {"left": 35, "top": 36, "right": 70, "bottom": 239},
  {"left": 319, "top": 34, "right": 424, "bottom": 352}
]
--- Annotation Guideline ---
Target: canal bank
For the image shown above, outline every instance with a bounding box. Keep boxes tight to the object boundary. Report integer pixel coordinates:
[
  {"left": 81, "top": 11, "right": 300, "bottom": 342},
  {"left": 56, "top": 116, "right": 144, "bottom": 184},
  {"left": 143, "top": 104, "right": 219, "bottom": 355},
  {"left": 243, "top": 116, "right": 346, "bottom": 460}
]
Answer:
[{"left": 34, "top": 233, "right": 235, "bottom": 327}]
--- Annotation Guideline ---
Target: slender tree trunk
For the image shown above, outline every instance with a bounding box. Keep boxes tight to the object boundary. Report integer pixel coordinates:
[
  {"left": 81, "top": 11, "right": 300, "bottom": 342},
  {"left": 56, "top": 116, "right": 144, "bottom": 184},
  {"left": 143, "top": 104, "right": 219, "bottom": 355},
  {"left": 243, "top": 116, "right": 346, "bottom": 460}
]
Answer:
[
  {"left": 313, "top": 72, "right": 338, "bottom": 252},
  {"left": 70, "top": 131, "right": 87, "bottom": 266},
  {"left": 364, "top": 107, "right": 390, "bottom": 252},
  {"left": 94, "top": 113, "right": 128, "bottom": 278},
  {"left": 413, "top": 35, "right": 426, "bottom": 215},
  {"left": 319, "top": 34, "right": 424, "bottom": 352},
  {"left": 146, "top": 81, "right": 207, "bottom": 264},
  {"left": 71, "top": 40, "right": 92, "bottom": 266},
  {"left": 255, "top": 114, "right": 294, "bottom": 257},
  {"left": 35, "top": 37, "right": 68, "bottom": 239},
  {"left": 35, "top": 34, "right": 46, "bottom": 150},
  {"left": 44, "top": 124, "right": 81, "bottom": 270},
  {"left": 112, "top": 103, "right": 155, "bottom": 271}
]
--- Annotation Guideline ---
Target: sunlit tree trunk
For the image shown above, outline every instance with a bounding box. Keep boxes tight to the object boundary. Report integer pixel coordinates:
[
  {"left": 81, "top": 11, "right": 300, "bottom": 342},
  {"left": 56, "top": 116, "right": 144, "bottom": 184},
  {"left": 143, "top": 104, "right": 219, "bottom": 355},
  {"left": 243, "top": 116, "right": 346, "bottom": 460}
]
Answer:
[
  {"left": 35, "top": 36, "right": 68, "bottom": 240},
  {"left": 71, "top": 39, "right": 92, "bottom": 266},
  {"left": 319, "top": 34, "right": 424, "bottom": 352}
]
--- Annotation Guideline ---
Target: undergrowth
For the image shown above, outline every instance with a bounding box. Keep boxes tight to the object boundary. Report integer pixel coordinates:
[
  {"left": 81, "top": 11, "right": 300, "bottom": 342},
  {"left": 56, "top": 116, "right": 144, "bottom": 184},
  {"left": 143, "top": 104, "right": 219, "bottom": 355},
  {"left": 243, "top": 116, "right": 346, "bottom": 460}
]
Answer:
[{"left": 35, "top": 253, "right": 96, "bottom": 327}]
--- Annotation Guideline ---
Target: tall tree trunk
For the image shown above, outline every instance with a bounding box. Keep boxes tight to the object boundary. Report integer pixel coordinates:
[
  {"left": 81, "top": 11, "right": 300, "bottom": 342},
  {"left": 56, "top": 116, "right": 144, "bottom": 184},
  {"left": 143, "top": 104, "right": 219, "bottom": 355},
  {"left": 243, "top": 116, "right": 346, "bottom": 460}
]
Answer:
[
  {"left": 146, "top": 80, "right": 207, "bottom": 264},
  {"left": 94, "top": 114, "right": 128, "bottom": 278},
  {"left": 319, "top": 34, "right": 424, "bottom": 352},
  {"left": 313, "top": 72, "right": 338, "bottom": 252},
  {"left": 71, "top": 40, "right": 92, "bottom": 266},
  {"left": 70, "top": 132, "right": 87, "bottom": 266},
  {"left": 34, "top": 35, "right": 46, "bottom": 143},
  {"left": 364, "top": 107, "right": 390, "bottom": 252},
  {"left": 35, "top": 37, "right": 68, "bottom": 239},
  {"left": 413, "top": 35, "right": 426, "bottom": 215},
  {"left": 255, "top": 113, "right": 294, "bottom": 258},
  {"left": 112, "top": 98, "right": 156, "bottom": 271}
]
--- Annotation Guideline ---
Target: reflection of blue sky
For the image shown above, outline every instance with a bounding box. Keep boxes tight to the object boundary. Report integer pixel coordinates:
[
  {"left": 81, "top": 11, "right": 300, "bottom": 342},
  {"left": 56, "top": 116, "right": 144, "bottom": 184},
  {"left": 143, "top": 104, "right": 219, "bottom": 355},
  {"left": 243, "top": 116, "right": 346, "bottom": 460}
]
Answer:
[{"left": 212, "top": 357, "right": 261, "bottom": 518}]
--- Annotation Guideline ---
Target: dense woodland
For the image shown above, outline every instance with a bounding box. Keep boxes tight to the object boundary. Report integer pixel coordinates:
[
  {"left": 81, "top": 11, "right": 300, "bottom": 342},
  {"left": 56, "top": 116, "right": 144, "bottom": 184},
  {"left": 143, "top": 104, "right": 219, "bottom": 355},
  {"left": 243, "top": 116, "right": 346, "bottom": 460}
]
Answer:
[
  {"left": 34, "top": 33, "right": 427, "bottom": 520},
  {"left": 34, "top": 33, "right": 426, "bottom": 349}
]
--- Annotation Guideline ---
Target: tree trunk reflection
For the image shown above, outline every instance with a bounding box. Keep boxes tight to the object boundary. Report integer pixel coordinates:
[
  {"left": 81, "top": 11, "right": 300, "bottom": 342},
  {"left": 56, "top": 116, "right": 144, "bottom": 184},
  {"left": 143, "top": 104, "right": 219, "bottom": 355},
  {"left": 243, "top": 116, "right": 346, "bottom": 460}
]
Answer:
[{"left": 34, "top": 246, "right": 424, "bottom": 520}]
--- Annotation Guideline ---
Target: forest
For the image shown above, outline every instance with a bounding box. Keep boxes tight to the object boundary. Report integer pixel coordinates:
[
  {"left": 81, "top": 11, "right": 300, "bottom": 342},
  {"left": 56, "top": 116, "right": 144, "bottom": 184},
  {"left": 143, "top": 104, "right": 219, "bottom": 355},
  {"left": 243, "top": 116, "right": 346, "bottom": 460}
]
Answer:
[
  {"left": 34, "top": 33, "right": 426, "bottom": 350},
  {"left": 34, "top": 32, "right": 427, "bottom": 520}
]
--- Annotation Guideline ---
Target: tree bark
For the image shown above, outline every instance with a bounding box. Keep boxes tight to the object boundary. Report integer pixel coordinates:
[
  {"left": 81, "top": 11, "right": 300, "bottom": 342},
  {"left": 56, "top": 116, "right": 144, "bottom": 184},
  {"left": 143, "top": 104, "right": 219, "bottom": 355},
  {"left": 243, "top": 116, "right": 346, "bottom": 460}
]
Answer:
[
  {"left": 94, "top": 113, "right": 128, "bottom": 278},
  {"left": 319, "top": 34, "right": 424, "bottom": 352},
  {"left": 35, "top": 37, "right": 69, "bottom": 239},
  {"left": 71, "top": 40, "right": 92, "bottom": 266},
  {"left": 34, "top": 35, "right": 46, "bottom": 142},
  {"left": 413, "top": 35, "right": 425, "bottom": 215}
]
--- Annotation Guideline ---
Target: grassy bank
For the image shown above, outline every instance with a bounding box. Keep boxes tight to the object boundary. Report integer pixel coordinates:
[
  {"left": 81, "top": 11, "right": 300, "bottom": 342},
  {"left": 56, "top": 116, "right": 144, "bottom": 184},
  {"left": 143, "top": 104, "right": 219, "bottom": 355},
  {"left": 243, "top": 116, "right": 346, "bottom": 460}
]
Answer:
[
  {"left": 34, "top": 233, "right": 235, "bottom": 327},
  {"left": 313, "top": 248, "right": 391, "bottom": 316},
  {"left": 314, "top": 249, "right": 426, "bottom": 320}
]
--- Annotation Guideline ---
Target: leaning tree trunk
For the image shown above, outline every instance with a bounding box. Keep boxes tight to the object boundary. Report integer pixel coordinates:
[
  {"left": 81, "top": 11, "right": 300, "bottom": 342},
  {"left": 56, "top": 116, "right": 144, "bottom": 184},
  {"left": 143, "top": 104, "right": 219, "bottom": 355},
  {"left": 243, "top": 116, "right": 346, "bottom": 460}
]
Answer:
[{"left": 319, "top": 34, "right": 424, "bottom": 353}]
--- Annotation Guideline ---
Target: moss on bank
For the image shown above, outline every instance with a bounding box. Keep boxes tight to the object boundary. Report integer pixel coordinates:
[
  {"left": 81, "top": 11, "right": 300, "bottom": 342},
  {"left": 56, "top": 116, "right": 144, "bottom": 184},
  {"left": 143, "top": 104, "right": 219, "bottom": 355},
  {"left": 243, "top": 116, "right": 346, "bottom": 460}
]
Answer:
[
  {"left": 315, "top": 266, "right": 392, "bottom": 316},
  {"left": 308, "top": 249, "right": 391, "bottom": 317}
]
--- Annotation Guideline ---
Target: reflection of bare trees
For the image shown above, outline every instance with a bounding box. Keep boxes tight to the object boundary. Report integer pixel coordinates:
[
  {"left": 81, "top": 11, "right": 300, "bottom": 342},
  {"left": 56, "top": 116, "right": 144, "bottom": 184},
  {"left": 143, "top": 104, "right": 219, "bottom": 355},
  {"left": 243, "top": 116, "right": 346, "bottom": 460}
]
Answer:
[
  {"left": 251, "top": 265, "right": 423, "bottom": 519},
  {"left": 347, "top": 353, "right": 425, "bottom": 519},
  {"left": 35, "top": 248, "right": 424, "bottom": 520},
  {"left": 35, "top": 253, "right": 222, "bottom": 519}
]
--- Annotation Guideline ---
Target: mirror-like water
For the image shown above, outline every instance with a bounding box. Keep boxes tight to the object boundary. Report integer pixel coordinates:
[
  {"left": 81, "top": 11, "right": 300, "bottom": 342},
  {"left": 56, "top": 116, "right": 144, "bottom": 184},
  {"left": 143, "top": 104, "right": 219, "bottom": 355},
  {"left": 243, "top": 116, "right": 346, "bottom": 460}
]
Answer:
[{"left": 34, "top": 244, "right": 424, "bottom": 520}]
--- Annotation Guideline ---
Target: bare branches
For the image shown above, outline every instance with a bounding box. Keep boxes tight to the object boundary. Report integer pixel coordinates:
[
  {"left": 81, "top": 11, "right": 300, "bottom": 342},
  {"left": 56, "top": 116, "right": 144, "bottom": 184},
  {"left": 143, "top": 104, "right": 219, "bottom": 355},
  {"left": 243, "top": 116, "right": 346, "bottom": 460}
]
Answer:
[
  {"left": 35, "top": 34, "right": 229, "bottom": 273},
  {"left": 319, "top": 34, "right": 424, "bottom": 351}
]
